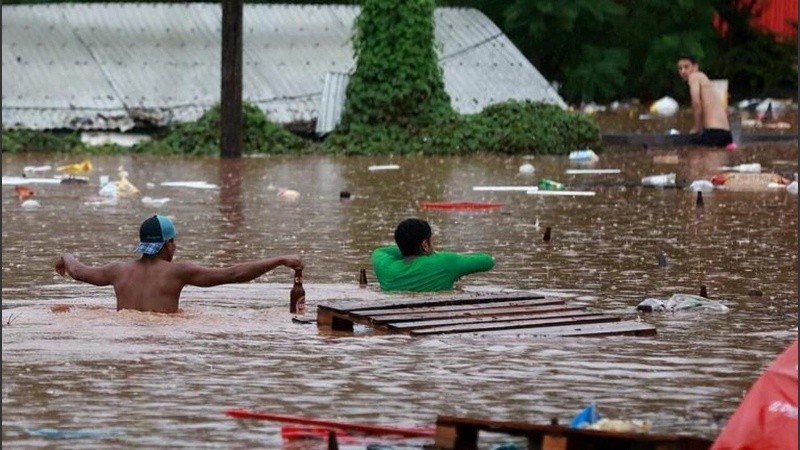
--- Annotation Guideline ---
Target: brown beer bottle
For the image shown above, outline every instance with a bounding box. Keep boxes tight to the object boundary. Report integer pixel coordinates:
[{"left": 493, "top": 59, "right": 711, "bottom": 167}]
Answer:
[{"left": 290, "top": 269, "right": 306, "bottom": 314}]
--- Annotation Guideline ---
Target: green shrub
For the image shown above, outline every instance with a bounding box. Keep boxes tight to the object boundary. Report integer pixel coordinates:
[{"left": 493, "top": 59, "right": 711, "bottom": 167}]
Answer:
[
  {"left": 340, "top": 0, "right": 455, "bottom": 130},
  {"left": 323, "top": 100, "right": 600, "bottom": 155},
  {"left": 2, "top": 129, "right": 83, "bottom": 154},
  {"left": 133, "top": 102, "right": 306, "bottom": 156}
]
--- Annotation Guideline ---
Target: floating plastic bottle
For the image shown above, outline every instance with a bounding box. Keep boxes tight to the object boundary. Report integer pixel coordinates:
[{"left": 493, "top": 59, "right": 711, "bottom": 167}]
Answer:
[
  {"left": 641, "top": 173, "right": 676, "bottom": 187},
  {"left": 518, "top": 163, "right": 535, "bottom": 174},
  {"left": 568, "top": 149, "right": 599, "bottom": 162},
  {"left": 537, "top": 179, "right": 565, "bottom": 191}
]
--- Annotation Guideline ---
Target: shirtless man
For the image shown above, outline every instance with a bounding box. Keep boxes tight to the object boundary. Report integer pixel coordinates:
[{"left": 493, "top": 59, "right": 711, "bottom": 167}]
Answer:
[
  {"left": 54, "top": 214, "right": 303, "bottom": 313},
  {"left": 677, "top": 55, "right": 732, "bottom": 147}
]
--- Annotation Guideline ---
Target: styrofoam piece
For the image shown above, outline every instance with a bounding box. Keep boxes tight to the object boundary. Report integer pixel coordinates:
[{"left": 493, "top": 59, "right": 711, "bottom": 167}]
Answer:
[
  {"left": 565, "top": 169, "right": 621, "bottom": 175},
  {"left": 159, "top": 181, "right": 218, "bottom": 189},
  {"left": 526, "top": 190, "right": 596, "bottom": 196},
  {"left": 368, "top": 164, "right": 400, "bottom": 171},
  {"left": 473, "top": 186, "right": 539, "bottom": 192}
]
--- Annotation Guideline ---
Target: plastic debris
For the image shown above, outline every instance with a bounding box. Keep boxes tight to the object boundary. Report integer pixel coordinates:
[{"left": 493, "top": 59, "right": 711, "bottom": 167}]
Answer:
[
  {"left": 588, "top": 419, "right": 650, "bottom": 433},
  {"left": 141, "top": 196, "right": 170, "bottom": 206},
  {"left": 21, "top": 199, "right": 41, "bottom": 209},
  {"left": 711, "top": 172, "right": 790, "bottom": 191},
  {"left": 518, "top": 163, "right": 535, "bottom": 174},
  {"left": 787, "top": 181, "right": 798, "bottom": 194},
  {"left": 565, "top": 169, "right": 620, "bottom": 175},
  {"left": 2, "top": 176, "right": 61, "bottom": 185},
  {"left": 568, "top": 149, "right": 599, "bottom": 162},
  {"left": 718, "top": 163, "right": 761, "bottom": 173},
  {"left": 649, "top": 96, "right": 679, "bottom": 117},
  {"left": 23, "top": 165, "right": 51, "bottom": 175},
  {"left": 116, "top": 176, "right": 140, "bottom": 196},
  {"left": 56, "top": 159, "right": 93, "bottom": 174},
  {"left": 537, "top": 179, "right": 565, "bottom": 191},
  {"left": 641, "top": 173, "right": 676, "bottom": 187},
  {"left": 14, "top": 185, "right": 35, "bottom": 200},
  {"left": 473, "top": 186, "right": 538, "bottom": 192},
  {"left": 636, "top": 294, "right": 729, "bottom": 313},
  {"left": 725, "top": 142, "right": 738, "bottom": 151},
  {"left": 570, "top": 404, "right": 601, "bottom": 428},
  {"left": 527, "top": 190, "right": 595, "bottom": 196},
  {"left": 666, "top": 128, "right": 680, "bottom": 135},
  {"left": 160, "top": 181, "right": 218, "bottom": 189},
  {"left": 688, "top": 180, "right": 714, "bottom": 192},
  {"left": 368, "top": 164, "right": 400, "bottom": 171},
  {"left": 278, "top": 189, "right": 300, "bottom": 201},
  {"left": 99, "top": 182, "right": 118, "bottom": 199}
]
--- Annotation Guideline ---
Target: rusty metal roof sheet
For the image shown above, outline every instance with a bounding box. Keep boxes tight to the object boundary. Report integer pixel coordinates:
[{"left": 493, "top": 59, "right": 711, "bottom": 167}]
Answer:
[{"left": 2, "top": 4, "right": 565, "bottom": 131}]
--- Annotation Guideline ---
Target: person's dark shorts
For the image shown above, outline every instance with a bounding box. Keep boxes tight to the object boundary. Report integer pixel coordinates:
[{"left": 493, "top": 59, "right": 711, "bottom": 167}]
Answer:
[{"left": 691, "top": 128, "right": 733, "bottom": 147}]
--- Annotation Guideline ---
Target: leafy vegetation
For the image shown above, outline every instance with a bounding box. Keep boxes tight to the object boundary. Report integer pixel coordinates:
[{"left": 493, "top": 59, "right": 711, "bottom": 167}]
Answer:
[
  {"left": 132, "top": 103, "right": 306, "bottom": 156},
  {"left": 443, "top": 0, "right": 798, "bottom": 103}
]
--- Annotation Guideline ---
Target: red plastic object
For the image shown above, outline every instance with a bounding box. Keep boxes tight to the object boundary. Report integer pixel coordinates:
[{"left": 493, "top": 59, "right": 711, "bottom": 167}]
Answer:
[
  {"left": 225, "top": 409, "right": 435, "bottom": 438},
  {"left": 711, "top": 340, "right": 798, "bottom": 450},
  {"left": 419, "top": 201, "right": 503, "bottom": 210}
]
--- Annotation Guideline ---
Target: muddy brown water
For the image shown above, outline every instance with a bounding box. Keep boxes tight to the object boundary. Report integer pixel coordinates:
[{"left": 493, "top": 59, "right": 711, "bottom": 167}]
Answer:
[{"left": 1, "top": 141, "right": 797, "bottom": 448}]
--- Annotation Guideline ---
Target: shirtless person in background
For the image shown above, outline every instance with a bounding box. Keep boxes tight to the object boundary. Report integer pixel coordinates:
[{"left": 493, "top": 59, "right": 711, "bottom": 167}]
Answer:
[
  {"left": 55, "top": 214, "right": 303, "bottom": 313},
  {"left": 677, "top": 55, "right": 733, "bottom": 147}
]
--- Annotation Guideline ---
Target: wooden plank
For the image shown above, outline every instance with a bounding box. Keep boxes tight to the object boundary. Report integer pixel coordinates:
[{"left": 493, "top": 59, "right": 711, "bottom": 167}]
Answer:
[
  {"left": 385, "top": 306, "right": 591, "bottom": 331},
  {"left": 480, "top": 320, "right": 657, "bottom": 337},
  {"left": 316, "top": 306, "right": 354, "bottom": 332},
  {"left": 350, "top": 298, "right": 563, "bottom": 316},
  {"left": 408, "top": 314, "right": 619, "bottom": 336},
  {"left": 435, "top": 415, "right": 712, "bottom": 447},
  {"left": 434, "top": 424, "right": 478, "bottom": 450},
  {"left": 364, "top": 301, "right": 569, "bottom": 323},
  {"left": 346, "top": 292, "right": 546, "bottom": 312}
]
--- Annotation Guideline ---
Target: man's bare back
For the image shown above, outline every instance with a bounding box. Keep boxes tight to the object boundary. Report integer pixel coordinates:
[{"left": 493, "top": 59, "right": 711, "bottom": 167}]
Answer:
[
  {"left": 687, "top": 71, "right": 729, "bottom": 132},
  {"left": 55, "top": 215, "right": 303, "bottom": 314}
]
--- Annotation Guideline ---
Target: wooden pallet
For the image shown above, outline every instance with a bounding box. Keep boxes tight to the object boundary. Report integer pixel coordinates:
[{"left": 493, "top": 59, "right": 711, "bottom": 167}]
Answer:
[
  {"left": 435, "top": 415, "right": 713, "bottom": 450},
  {"left": 316, "top": 292, "right": 656, "bottom": 337}
]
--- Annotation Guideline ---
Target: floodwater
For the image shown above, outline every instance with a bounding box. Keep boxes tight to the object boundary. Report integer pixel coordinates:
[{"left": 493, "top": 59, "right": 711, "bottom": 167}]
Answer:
[{"left": 1, "top": 141, "right": 798, "bottom": 448}]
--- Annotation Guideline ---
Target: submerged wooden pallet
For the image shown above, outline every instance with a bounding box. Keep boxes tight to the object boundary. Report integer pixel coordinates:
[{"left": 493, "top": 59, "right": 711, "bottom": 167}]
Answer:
[
  {"left": 435, "top": 415, "right": 713, "bottom": 450},
  {"left": 316, "top": 292, "right": 656, "bottom": 337}
]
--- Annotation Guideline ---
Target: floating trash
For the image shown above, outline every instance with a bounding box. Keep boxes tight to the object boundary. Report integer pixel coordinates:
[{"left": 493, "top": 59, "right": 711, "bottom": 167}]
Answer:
[
  {"left": 526, "top": 190, "right": 595, "bottom": 197},
  {"left": 141, "top": 196, "right": 170, "bottom": 206},
  {"left": 2, "top": 176, "right": 61, "bottom": 185},
  {"left": 160, "top": 181, "right": 218, "bottom": 189},
  {"left": 473, "top": 186, "right": 538, "bottom": 192},
  {"left": 368, "top": 164, "right": 400, "bottom": 171},
  {"left": 21, "top": 199, "right": 41, "bottom": 209},
  {"left": 641, "top": 173, "right": 676, "bottom": 187},
  {"left": 518, "top": 163, "right": 535, "bottom": 174},
  {"left": 278, "top": 189, "right": 300, "bottom": 201},
  {"left": 565, "top": 169, "right": 620, "bottom": 175},
  {"left": 568, "top": 149, "right": 599, "bottom": 162},
  {"left": 717, "top": 163, "right": 761, "bottom": 173},
  {"left": 688, "top": 180, "right": 714, "bottom": 192},
  {"left": 649, "top": 96, "right": 679, "bottom": 117}
]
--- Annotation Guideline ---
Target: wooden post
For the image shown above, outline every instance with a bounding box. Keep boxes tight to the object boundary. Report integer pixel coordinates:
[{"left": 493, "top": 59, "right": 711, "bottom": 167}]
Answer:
[{"left": 220, "top": 0, "right": 243, "bottom": 158}]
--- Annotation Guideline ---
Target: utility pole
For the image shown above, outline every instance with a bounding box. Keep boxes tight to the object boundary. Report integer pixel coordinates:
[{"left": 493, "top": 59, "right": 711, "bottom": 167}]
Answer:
[{"left": 220, "top": 0, "right": 243, "bottom": 158}]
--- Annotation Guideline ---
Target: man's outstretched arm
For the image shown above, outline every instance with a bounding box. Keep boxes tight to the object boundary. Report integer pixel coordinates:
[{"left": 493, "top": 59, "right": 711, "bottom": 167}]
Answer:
[
  {"left": 177, "top": 255, "right": 303, "bottom": 288},
  {"left": 55, "top": 253, "right": 119, "bottom": 286}
]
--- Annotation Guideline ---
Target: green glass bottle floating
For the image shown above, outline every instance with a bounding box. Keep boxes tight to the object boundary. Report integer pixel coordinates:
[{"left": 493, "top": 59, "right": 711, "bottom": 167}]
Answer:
[{"left": 537, "top": 178, "right": 565, "bottom": 191}]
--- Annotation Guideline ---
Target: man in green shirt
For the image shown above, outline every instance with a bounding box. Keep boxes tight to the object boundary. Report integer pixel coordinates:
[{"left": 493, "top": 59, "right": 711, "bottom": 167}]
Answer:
[{"left": 371, "top": 218, "right": 495, "bottom": 292}]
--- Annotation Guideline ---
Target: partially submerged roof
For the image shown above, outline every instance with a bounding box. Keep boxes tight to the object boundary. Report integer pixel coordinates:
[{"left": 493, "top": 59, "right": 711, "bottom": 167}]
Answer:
[{"left": 2, "top": 3, "right": 565, "bottom": 131}]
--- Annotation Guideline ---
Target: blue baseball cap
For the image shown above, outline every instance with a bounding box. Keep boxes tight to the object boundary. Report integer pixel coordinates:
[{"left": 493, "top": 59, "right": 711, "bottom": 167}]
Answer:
[{"left": 134, "top": 215, "right": 176, "bottom": 255}]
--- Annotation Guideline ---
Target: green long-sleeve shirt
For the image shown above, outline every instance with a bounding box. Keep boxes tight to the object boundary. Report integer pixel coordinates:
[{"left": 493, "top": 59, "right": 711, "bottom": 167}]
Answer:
[{"left": 371, "top": 245, "right": 495, "bottom": 292}]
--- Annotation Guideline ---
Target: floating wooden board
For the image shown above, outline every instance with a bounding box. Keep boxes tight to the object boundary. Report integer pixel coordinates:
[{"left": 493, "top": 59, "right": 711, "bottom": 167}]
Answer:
[
  {"left": 435, "top": 414, "right": 713, "bottom": 450},
  {"left": 316, "top": 292, "right": 655, "bottom": 337}
]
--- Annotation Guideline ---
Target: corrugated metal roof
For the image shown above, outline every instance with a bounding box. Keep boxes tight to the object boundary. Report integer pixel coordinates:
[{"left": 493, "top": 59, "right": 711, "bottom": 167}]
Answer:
[{"left": 2, "top": 4, "right": 565, "bottom": 131}]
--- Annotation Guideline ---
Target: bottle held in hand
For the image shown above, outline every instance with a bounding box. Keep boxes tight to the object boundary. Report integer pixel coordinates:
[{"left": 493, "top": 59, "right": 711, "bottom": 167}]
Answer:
[{"left": 290, "top": 269, "right": 306, "bottom": 314}]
